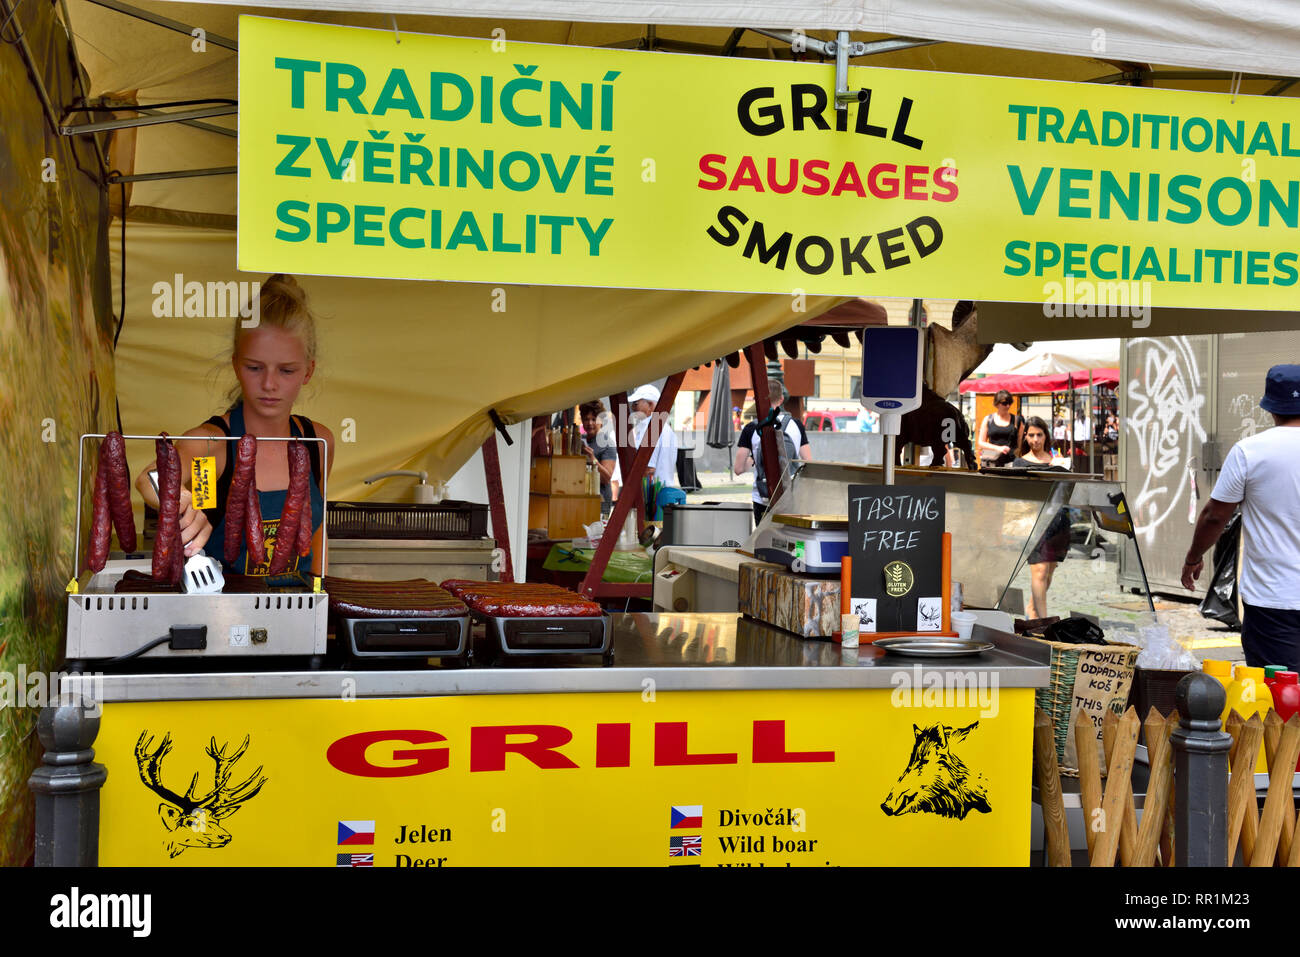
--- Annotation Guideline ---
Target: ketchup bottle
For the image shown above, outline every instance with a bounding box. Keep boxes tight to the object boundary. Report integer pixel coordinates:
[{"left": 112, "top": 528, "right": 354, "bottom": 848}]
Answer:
[
  {"left": 1265, "top": 665, "right": 1287, "bottom": 698},
  {"left": 1271, "top": 672, "right": 1300, "bottom": 770}
]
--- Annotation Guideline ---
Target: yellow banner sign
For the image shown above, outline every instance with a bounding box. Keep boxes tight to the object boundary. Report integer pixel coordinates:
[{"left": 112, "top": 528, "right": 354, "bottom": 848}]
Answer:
[
  {"left": 238, "top": 16, "right": 1300, "bottom": 309},
  {"left": 99, "top": 687, "right": 1032, "bottom": 866}
]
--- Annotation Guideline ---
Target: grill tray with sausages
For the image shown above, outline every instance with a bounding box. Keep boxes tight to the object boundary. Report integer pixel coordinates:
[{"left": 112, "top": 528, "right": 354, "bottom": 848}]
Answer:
[
  {"left": 440, "top": 580, "right": 611, "bottom": 665},
  {"left": 324, "top": 576, "right": 471, "bottom": 665}
]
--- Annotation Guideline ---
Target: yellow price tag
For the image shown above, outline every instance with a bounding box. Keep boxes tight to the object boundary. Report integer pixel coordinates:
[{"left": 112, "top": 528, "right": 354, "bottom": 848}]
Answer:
[
  {"left": 313, "top": 576, "right": 322, "bottom": 593},
  {"left": 191, "top": 456, "right": 217, "bottom": 510},
  {"left": 66, "top": 577, "right": 80, "bottom": 594}
]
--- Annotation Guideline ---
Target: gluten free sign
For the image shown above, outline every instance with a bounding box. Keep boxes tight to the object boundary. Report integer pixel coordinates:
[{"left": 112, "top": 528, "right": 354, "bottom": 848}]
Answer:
[{"left": 847, "top": 485, "right": 945, "bottom": 633}]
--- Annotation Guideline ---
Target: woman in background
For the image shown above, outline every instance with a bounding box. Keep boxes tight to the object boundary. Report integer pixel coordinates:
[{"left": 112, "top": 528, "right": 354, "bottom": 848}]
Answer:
[
  {"left": 977, "top": 390, "right": 1023, "bottom": 466},
  {"left": 1013, "top": 416, "right": 1072, "bottom": 618}
]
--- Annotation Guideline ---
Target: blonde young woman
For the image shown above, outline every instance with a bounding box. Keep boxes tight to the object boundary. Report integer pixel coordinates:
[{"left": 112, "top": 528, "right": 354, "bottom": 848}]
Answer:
[{"left": 135, "top": 275, "right": 335, "bottom": 583}]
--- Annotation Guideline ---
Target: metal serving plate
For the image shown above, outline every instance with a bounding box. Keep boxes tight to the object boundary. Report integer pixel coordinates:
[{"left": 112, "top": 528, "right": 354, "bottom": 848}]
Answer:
[{"left": 873, "top": 636, "right": 995, "bottom": 657}]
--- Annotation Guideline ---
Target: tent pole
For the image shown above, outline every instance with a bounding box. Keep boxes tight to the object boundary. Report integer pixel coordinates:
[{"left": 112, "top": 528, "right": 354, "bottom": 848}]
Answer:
[
  {"left": 108, "top": 167, "right": 235, "bottom": 183},
  {"left": 80, "top": 0, "right": 237, "bottom": 50},
  {"left": 481, "top": 432, "right": 514, "bottom": 583},
  {"left": 1088, "top": 369, "right": 1095, "bottom": 474},
  {"left": 609, "top": 390, "right": 643, "bottom": 529},
  {"left": 747, "top": 343, "right": 781, "bottom": 508},
  {"left": 581, "top": 372, "right": 684, "bottom": 601},
  {"left": 63, "top": 106, "right": 235, "bottom": 136}
]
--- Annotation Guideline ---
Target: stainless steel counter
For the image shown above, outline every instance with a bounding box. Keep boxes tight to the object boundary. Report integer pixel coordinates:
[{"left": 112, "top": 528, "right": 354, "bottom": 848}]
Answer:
[{"left": 63, "top": 613, "right": 1049, "bottom": 703}]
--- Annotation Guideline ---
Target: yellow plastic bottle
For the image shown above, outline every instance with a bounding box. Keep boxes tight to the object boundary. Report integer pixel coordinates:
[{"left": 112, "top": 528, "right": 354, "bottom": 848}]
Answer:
[
  {"left": 1202, "top": 659, "right": 1233, "bottom": 695},
  {"left": 1223, "top": 665, "right": 1274, "bottom": 772}
]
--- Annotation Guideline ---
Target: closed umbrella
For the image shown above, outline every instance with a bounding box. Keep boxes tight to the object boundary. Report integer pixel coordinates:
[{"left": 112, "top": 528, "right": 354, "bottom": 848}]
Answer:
[{"left": 705, "top": 360, "right": 735, "bottom": 450}]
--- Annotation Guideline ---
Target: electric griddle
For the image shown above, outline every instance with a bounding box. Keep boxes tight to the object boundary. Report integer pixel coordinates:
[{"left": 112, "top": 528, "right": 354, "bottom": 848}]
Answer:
[
  {"left": 324, "top": 576, "right": 472, "bottom": 666},
  {"left": 440, "top": 580, "right": 612, "bottom": 666}
]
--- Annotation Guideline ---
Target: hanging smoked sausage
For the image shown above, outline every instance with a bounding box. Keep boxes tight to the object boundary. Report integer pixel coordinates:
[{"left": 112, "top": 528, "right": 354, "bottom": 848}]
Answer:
[
  {"left": 225, "top": 433, "right": 257, "bottom": 563},
  {"left": 296, "top": 486, "right": 313, "bottom": 559},
  {"left": 88, "top": 451, "right": 112, "bottom": 572},
  {"left": 269, "top": 441, "right": 310, "bottom": 575},
  {"left": 153, "top": 433, "right": 180, "bottom": 582},
  {"left": 102, "top": 431, "right": 137, "bottom": 553},
  {"left": 168, "top": 442, "right": 185, "bottom": 585},
  {"left": 245, "top": 481, "right": 266, "bottom": 567}
]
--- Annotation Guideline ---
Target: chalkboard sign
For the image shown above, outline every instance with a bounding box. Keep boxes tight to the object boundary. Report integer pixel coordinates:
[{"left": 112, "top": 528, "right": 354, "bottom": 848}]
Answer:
[{"left": 847, "top": 485, "right": 945, "bottom": 633}]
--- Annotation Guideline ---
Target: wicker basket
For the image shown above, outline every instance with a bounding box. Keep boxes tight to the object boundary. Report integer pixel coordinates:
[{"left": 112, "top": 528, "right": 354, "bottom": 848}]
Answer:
[{"left": 1032, "top": 638, "right": 1140, "bottom": 775}]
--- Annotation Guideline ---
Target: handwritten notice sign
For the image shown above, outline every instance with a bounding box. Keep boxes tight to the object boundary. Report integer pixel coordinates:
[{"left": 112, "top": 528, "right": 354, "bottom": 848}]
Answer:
[
  {"left": 847, "top": 485, "right": 945, "bottom": 633},
  {"left": 1061, "top": 646, "right": 1138, "bottom": 771}
]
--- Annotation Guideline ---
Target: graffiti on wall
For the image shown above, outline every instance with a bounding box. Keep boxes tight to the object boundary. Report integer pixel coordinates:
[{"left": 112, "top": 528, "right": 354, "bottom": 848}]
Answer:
[{"left": 1125, "top": 338, "right": 1208, "bottom": 547}]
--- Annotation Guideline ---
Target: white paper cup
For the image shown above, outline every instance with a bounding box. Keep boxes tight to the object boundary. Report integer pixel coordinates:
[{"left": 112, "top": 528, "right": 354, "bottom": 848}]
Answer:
[
  {"left": 951, "top": 611, "right": 977, "bottom": 641},
  {"left": 840, "top": 613, "right": 860, "bottom": 649}
]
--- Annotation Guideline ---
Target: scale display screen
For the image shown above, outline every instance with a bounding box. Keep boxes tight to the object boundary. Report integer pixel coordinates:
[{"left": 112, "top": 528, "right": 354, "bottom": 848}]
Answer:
[{"left": 860, "top": 327, "right": 922, "bottom": 416}]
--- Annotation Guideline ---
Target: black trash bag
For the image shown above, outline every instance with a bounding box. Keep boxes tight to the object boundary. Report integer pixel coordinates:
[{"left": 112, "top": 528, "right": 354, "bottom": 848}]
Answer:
[
  {"left": 1199, "top": 512, "right": 1241, "bottom": 627},
  {"left": 676, "top": 448, "right": 702, "bottom": 493},
  {"left": 1043, "top": 616, "right": 1106, "bottom": 645}
]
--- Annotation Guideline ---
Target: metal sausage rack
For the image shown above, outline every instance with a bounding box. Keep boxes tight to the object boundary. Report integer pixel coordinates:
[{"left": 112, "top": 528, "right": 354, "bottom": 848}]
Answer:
[{"left": 66, "top": 433, "right": 330, "bottom": 670}]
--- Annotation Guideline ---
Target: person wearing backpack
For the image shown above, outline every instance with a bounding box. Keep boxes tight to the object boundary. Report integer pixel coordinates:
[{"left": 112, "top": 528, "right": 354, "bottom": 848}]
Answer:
[{"left": 734, "top": 381, "right": 812, "bottom": 522}]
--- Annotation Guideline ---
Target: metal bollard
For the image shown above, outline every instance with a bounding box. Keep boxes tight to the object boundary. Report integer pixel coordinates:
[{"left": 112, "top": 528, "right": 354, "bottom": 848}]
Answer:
[
  {"left": 28, "top": 697, "right": 107, "bottom": 867},
  {"left": 1170, "top": 672, "right": 1231, "bottom": 866}
]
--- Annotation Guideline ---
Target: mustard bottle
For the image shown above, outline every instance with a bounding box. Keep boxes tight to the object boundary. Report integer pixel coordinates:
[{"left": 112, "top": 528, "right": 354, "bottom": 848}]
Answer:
[
  {"left": 1223, "top": 665, "right": 1274, "bottom": 773},
  {"left": 1202, "top": 658, "right": 1233, "bottom": 694}
]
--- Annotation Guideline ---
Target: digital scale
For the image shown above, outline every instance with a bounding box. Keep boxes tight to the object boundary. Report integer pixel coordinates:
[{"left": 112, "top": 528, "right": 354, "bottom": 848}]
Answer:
[{"left": 753, "top": 514, "right": 849, "bottom": 576}]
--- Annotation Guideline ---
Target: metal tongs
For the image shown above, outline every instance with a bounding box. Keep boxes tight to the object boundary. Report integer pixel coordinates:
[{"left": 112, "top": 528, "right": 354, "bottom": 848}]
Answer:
[{"left": 149, "top": 467, "right": 224, "bottom": 594}]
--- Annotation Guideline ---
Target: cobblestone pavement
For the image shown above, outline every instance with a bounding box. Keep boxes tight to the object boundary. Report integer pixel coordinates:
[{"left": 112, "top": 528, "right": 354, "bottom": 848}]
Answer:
[{"left": 685, "top": 470, "right": 1243, "bottom": 664}]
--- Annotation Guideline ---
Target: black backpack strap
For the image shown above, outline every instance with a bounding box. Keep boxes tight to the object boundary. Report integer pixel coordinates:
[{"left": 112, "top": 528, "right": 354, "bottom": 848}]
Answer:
[{"left": 293, "top": 415, "right": 324, "bottom": 489}]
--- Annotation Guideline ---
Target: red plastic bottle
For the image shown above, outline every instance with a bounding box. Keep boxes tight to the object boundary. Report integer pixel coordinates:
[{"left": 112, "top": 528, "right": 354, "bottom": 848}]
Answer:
[
  {"left": 1272, "top": 672, "right": 1300, "bottom": 771},
  {"left": 1265, "top": 665, "right": 1287, "bottom": 698}
]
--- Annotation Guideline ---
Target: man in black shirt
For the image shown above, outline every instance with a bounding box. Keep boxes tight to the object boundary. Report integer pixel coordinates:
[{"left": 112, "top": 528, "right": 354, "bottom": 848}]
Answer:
[{"left": 734, "top": 382, "right": 813, "bottom": 522}]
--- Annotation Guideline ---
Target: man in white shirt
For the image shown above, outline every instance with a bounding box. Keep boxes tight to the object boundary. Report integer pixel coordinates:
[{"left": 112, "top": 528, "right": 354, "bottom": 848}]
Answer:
[
  {"left": 627, "top": 383, "right": 677, "bottom": 487},
  {"left": 1183, "top": 364, "right": 1300, "bottom": 669}
]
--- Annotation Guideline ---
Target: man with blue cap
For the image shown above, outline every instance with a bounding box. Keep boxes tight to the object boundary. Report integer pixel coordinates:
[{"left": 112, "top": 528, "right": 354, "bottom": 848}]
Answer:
[{"left": 1183, "top": 364, "right": 1300, "bottom": 669}]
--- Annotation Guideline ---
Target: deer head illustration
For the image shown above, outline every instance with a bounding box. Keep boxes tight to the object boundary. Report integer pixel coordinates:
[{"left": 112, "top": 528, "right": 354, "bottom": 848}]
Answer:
[
  {"left": 881, "top": 722, "right": 991, "bottom": 820},
  {"left": 134, "top": 732, "right": 268, "bottom": 858}
]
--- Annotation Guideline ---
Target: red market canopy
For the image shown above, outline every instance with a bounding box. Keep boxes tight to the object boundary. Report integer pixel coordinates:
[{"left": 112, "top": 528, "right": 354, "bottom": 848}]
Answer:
[{"left": 960, "top": 369, "right": 1120, "bottom": 395}]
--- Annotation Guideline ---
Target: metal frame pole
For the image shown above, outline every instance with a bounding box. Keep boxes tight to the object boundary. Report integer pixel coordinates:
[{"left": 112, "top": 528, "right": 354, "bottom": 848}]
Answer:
[
  {"left": 747, "top": 343, "right": 782, "bottom": 505},
  {"left": 481, "top": 433, "right": 514, "bottom": 583},
  {"left": 580, "top": 372, "right": 684, "bottom": 601}
]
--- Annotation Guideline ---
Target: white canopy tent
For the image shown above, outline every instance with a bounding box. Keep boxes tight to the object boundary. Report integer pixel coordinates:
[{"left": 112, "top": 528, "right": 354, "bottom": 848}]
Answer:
[
  {"left": 140, "top": 0, "right": 1300, "bottom": 77},
  {"left": 971, "top": 339, "right": 1121, "bottom": 378},
  {"left": 51, "top": 1, "right": 1300, "bottom": 542}
]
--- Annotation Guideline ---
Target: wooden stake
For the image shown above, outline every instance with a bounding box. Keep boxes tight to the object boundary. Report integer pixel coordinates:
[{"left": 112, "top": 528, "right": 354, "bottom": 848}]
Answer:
[
  {"left": 1073, "top": 706, "right": 1104, "bottom": 863},
  {"left": 1227, "top": 715, "right": 1263, "bottom": 862},
  {"left": 1252, "top": 715, "right": 1300, "bottom": 866},
  {"left": 1034, "top": 707, "right": 1071, "bottom": 866},
  {"left": 1093, "top": 708, "right": 1140, "bottom": 867},
  {"left": 1263, "top": 709, "right": 1282, "bottom": 772},
  {"left": 1134, "top": 708, "right": 1175, "bottom": 866},
  {"left": 1101, "top": 710, "right": 1137, "bottom": 865},
  {"left": 1161, "top": 711, "right": 1178, "bottom": 866}
]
